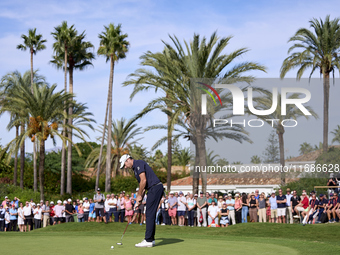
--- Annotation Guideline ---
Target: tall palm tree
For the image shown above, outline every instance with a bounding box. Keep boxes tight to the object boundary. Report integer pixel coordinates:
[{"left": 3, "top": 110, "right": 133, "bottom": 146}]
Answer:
[
  {"left": 175, "top": 148, "right": 191, "bottom": 172},
  {"left": 250, "top": 90, "right": 318, "bottom": 185},
  {"left": 127, "top": 32, "right": 265, "bottom": 193},
  {"left": 51, "top": 21, "right": 77, "bottom": 195},
  {"left": 16, "top": 28, "right": 46, "bottom": 192},
  {"left": 331, "top": 125, "right": 340, "bottom": 144},
  {"left": 97, "top": 23, "right": 129, "bottom": 192},
  {"left": 0, "top": 70, "right": 45, "bottom": 189},
  {"left": 299, "top": 142, "right": 314, "bottom": 155},
  {"left": 85, "top": 117, "right": 142, "bottom": 181},
  {"left": 280, "top": 15, "right": 340, "bottom": 152},
  {"left": 0, "top": 83, "right": 87, "bottom": 200},
  {"left": 51, "top": 26, "right": 94, "bottom": 195}
]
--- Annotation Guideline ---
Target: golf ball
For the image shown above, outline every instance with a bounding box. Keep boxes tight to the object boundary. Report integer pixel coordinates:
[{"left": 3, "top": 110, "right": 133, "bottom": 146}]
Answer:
[{"left": 111, "top": 246, "right": 114, "bottom": 249}]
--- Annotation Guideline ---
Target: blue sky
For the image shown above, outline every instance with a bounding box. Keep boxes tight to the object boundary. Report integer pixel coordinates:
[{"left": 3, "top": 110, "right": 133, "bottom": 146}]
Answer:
[{"left": 1, "top": 0, "right": 340, "bottom": 163}]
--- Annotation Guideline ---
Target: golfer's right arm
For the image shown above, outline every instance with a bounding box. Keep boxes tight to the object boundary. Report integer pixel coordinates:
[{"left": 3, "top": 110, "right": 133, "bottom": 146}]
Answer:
[{"left": 136, "top": 172, "right": 147, "bottom": 207}]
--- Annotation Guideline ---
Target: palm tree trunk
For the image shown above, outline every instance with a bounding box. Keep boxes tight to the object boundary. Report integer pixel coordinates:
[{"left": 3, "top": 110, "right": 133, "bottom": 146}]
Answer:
[
  {"left": 323, "top": 73, "right": 330, "bottom": 152},
  {"left": 193, "top": 141, "right": 199, "bottom": 194},
  {"left": 167, "top": 105, "right": 172, "bottom": 192},
  {"left": 30, "top": 50, "right": 34, "bottom": 93},
  {"left": 277, "top": 124, "right": 285, "bottom": 186},
  {"left": 95, "top": 93, "right": 110, "bottom": 190},
  {"left": 60, "top": 46, "right": 68, "bottom": 196},
  {"left": 13, "top": 126, "right": 19, "bottom": 186},
  {"left": 105, "top": 56, "right": 114, "bottom": 192},
  {"left": 39, "top": 140, "right": 45, "bottom": 201},
  {"left": 20, "top": 124, "right": 25, "bottom": 189},
  {"left": 196, "top": 129, "right": 207, "bottom": 193},
  {"left": 66, "top": 65, "right": 73, "bottom": 195}
]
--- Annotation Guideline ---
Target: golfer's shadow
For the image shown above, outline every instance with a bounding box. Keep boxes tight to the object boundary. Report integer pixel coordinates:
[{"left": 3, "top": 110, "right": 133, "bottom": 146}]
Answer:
[{"left": 156, "top": 238, "right": 184, "bottom": 246}]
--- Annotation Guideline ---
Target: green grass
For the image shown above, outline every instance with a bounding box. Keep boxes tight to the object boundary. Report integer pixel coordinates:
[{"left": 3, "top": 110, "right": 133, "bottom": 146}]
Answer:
[{"left": 1, "top": 222, "right": 340, "bottom": 255}]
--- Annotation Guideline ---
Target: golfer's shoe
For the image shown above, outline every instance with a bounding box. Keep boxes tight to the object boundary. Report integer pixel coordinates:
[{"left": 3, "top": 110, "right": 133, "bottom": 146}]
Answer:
[{"left": 135, "top": 239, "right": 154, "bottom": 248}]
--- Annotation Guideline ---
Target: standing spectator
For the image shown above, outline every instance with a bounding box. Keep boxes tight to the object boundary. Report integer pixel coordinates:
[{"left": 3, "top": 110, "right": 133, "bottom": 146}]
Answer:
[
  {"left": 23, "top": 201, "right": 33, "bottom": 231},
  {"left": 217, "top": 196, "right": 224, "bottom": 209},
  {"left": 225, "top": 194, "right": 235, "bottom": 225},
  {"left": 219, "top": 202, "right": 229, "bottom": 227},
  {"left": 104, "top": 194, "right": 111, "bottom": 224},
  {"left": 53, "top": 200, "right": 64, "bottom": 225},
  {"left": 234, "top": 194, "right": 242, "bottom": 224},
  {"left": 124, "top": 194, "right": 134, "bottom": 223},
  {"left": 327, "top": 177, "right": 337, "bottom": 194},
  {"left": 65, "top": 199, "right": 75, "bottom": 223},
  {"left": 187, "top": 193, "right": 196, "bottom": 227},
  {"left": 42, "top": 201, "right": 50, "bottom": 228},
  {"left": 9, "top": 203, "right": 18, "bottom": 231},
  {"left": 254, "top": 190, "right": 260, "bottom": 200},
  {"left": 49, "top": 201, "right": 55, "bottom": 226},
  {"left": 249, "top": 193, "right": 258, "bottom": 222},
  {"left": 0, "top": 204, "right": 5, "bottom": 231},
  {"left": 4, "top": 207, "right": 10, "bottom": 231},
  {"left": 266, "top": 196, "right": 271, "bottom": 222},
  {"left": 94, "top": 188, "right": 106, "bottom": 223},
  {"left": 89, "top": 199, "right": 95, "bottom": 222},
  {"left": 285, "top": 188, "right": 293, "bottom": 224},
  {"left": 290, "top": 190, "right": 300, "bottom": 218},
  {"left": 196, "top": 192, "right": 207, "bottom": 227},
  {"left": 193, "top": 194, "right": 198, "bottom": 225},
  {"left": 207, "top": 200, "right": 219, "bottom": 225},
  {"left": 177, "top": 191, "right": 187, "bottom": 226},
  {"left": 77, "top": 201, "right": 85, "bottom": 222},
  {"left": 258, "top": 193, "right": 266, "bottom": 223},
  {"left": 241, "top": 193, "right": 249, "bottom": 223},
  {"left": 2, "top": 196, "right": 9, "bottom": 207},
  {"left": 276, "top": 189, "right": 286, "bottom": 223},
  {"left": 269, "top": 192, "right": 278, "bottom": 223},
  {"left": 208, "top": 193, "right": 217, "bottom": 205},
  {"left": 107, "top": 194, "right": 117, "bottom": 223},
  {"left": 83, "top": 198, "right": 90, "bottom": 222},
  {"left": 33, "top": 204, "right": 42, "bottom": 229},
  {"left": 62, "top": 201, "right": 67, "bottom": 223},
  {"left": 160, "top": 195, "right": 169, "bottom": 225},
  {"left": 12, "top": 197, "right": 19, "bottom": 208},
  {"left": 17, "top": 202, "right": 25, "bottom": 231},
  {"left": 118, "top": 192, "right": 125, "bottom": 223},
  {"left": 168, "top": 192, "right": 178, "bottom": 225}
]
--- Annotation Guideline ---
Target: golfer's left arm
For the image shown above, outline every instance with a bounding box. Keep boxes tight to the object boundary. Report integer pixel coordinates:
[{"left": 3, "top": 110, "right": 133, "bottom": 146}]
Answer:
[{"left": 136, "top": 172, "right": 147, "bottom": 206}]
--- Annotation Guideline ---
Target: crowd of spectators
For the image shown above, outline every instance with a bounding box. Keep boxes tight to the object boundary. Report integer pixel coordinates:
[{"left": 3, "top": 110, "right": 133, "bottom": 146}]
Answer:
[{"left": 1, "top": 186, "right": 339, "bottom": 231}]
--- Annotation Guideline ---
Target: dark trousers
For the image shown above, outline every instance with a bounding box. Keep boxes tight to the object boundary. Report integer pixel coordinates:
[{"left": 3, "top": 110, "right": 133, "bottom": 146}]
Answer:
[
  {"left": 161, "top": 209, "right": 169, "bottom": 224},
  {"left": 145, "top": 184, "right": 163, "bottom": 242},
  {"left": 84, "top": 212, "right": 89, "bottom": 222},
  {"left": 236, "top": 210, "right": 242, "bottom": 224},
  {"left": 188, "top": 210, "right": 195, "bottom": 226},
  {"left": 106, "top": 208, "right": 116, "bottom": 222},
  {"left": 114, "top": 209, "right": 120, "bottom": 222},
  {"left": 34, "top": 219, "right": 41, "bottom": 229},
  {"left": 10, "top": 220, "right": 17, "bottom": 231},
  {"left": 118, "top": 209, "right": 125, "bottom": 222},
  {"left": 0, "top": 220, "right": 4, "bottom": 231}
]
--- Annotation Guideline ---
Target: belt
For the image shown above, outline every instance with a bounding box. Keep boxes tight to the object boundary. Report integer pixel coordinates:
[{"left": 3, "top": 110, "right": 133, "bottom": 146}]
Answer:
[{"left": 149, "top": 182, "right": 163, "bottom": 190}]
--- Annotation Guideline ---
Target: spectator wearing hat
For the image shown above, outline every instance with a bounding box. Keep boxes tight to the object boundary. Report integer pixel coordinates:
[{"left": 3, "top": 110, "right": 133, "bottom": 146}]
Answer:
[
  {"left": 225, "top": 194, "right": 235, "bottom": 225},
  {"left": 186, "top": 193, "right": 196, "bottom": 227},
  {"left": 168, "top": 192, "right": 178, "bottom": 225},
  {"left": 33, "top": 204, "right": 42, "bottom": 229},
  {"left": 42, "top": 200, "right": 50, "bottom": 228},
  {"left": 219, "top": 203, "right": 229, "bottom": 227},
  {"left": 285, "top": 189, "right": 293, "bottom": 224},
  {"left": 217, "top": 196, "right": 224, "bottom": 209},
  {"left": 177, "top": 191, "right": 187, "bottom": 226},
  {"left": 258, "top": 193, "right": 266, "bottom": 223},
  {"left": 4, "top": 207, "right": 10, "bottom": 231},
  {"left": 77, "top": 200, "right": 85, "bottom": 222},
  {"left": 49, "top": 201, "right": 55, "bottom": 225},
  {"left": 64, "top": 199, "right": 75, "bottom": 223},
  {"left": 83, "top": 198, "right": 90, "bottom": 222},
  {"left": 208, "top": 200, "right": 219, "bottom": 225},
  {"left": 160, "top": 194, "right": 169, "bottom": 225},
  {"left": 0, "top": 204, "right": 5, "bottom": 231},
  {"left": 249, "top": 193, "right": 258, "bottom": 222},
  {"left": 53, "top": 200, "right": 64, "bottom": 225},
  {"left": 94, "top": 188, "right": 106, "bottom": 223},
  {"left": 269, "top": 192, "right": 278, "bottom": 223},
  {"left": 234, "top": 194, "right": 242, "bottom": 224},
  {"left": 2, "top": 196, "right": 9, "bottom": 207},
  {"left": 294, "top": 192, "right": 309, "bottom": 219},
  {"left": 23, "top": 201, "right": 33, "bottom": 231},
  {"left": 196, "top": 192, "right": 207, "bottom": 227},
  {"left": 9, "top": 203, "right": 18, "bottom": 231},
  {"left": 88, "top": 198, "right": 96, "bottom": 222},
  {"left": 316, "top": 194, "right": 327, "bottom": 223}
]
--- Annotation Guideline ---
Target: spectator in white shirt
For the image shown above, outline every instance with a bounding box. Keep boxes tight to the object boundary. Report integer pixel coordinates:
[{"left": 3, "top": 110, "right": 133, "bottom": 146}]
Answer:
[
  {"left": 83, "top": 198, "right": 90, "bottom": 222},
  {"left": 33, "top": 204, "right": 42, "bottom": 229},
  {"left": 208, "top": 200, "right": 219, "bottom": 225},
  {"left": 177, "top": 191, "right": 187, "bottom": 226},
  {"left": 23, "top": 201, "right": 32, "bottom": 232},
  {"left": 108, "top": 194, "right": 117, "bottom": 223},
  {"left": 187, "top": 193, "right": 196, "bottom": 227}
]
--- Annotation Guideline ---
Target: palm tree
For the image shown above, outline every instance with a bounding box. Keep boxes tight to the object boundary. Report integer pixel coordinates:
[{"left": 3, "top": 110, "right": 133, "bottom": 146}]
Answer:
[
  {"left": 16, "top": 28, "right": 46, "bottom": 191},
  {"left": 250, "top": 90, "right": 318, "bottom": 185},
  {"left": 175, "top": 148, "right": 191, "bottom": 172},
  {"left": 0, "top": 70, "right": 45, "bottom": 189},
  {"left": 251, "top": 155, "right": 261, "bottom": 164},
  {"left": 51, "top": 25, "right": 94, "bottom": 195},
  {"left": 85, "top": 117, "right": 142, "bottom": 181},
  {"left": 97, "top": 23, "right": 129, "bottom": 192},
  {"left": 331, "top": 125, "right": 340, "bottom": 144},
  {"left": 280, "top": 16, "right": 340, "bottom": 152},
  {"left": 51, "top": 21, "right": 77, "bottom": 195},
  {"left": 128, "top": 32, "right": 265, "bottom": 193},
  {"left": 299, "top": 142, "right": 314, "bottom": 155},
  {"left": 0, "top": 83, "right": 86, "bottom": 200}
]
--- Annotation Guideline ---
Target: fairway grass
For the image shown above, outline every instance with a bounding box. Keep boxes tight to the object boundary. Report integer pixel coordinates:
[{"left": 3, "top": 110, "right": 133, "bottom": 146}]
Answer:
[{"left": 1, "top": 222, "right": 339, "bottom": 255}]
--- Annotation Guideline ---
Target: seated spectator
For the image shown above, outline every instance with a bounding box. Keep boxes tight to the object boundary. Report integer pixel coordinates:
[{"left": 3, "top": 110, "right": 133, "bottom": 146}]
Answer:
[
  {"left": 290, "top": 190, "right": 300, "bottom": 218},
  {"left": 219, "top": 203, "right": 229, "bottom": 227},
  {"left": 269, "top": 192, "right": 278, "bottom": 223},
  {"left": 316, "top": 194, "right": 328, "bottom": 223},
  {"left": 326, "top": 193, "right": 337, "bottom": 223},
  {"left": 303, "top": 194, "right": 318, "bottom": 225},
  {"left": 208, "top": 200, "right": 219, "bottom": 225},
  {"left": 294, "top": 192, "right": 309, "bottom": 218}
]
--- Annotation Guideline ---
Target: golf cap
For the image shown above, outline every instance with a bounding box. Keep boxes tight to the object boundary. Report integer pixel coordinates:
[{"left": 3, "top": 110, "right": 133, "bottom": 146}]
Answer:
[
  {"left": 32, "top": 203, "right": 36, "bottom": 206},
  {"left": 80, "top": 200, "right": 83, "bottom": 203},
  {"left": 67, "top": 199, "right": 72, "bottom": 202},
  {"left": 40, "top": 200, "right": 44, "bottom": 203},
  {"left": 5, "top": 196, "right": 8, "bottom": 199},
  {"left": 50, "top": 201, "right": 54, "bottom": 204},
  {"left": 136, "top": 188, "right": 139, "bottom": 191},
  {"left": 194, "top": 194, "right": 198, "bottom": 197},
  {"left": 119, "top": 154, "right": 131, "bottom": 169},
  {"left": 200, "top": 191, "right": 203, "bottom": 194},
  {"left": 319, "top": 194, "right": 324, "bottom": 197},
  {"left": 97, "top": 188, "right": 100, "bottom": 191},
  {"left": 12, "top": 203, "right": 15, "bottom": 207},
  {"left": 286, "top": 188, "right": 291, "bottom": 192},
  {"left": 179, "top": 191, "right": 183, "bottom": 195},
  {"left": 63, "top": 200, "right": 67, "bottom": 204},
  {"left": 85, "top": 197, "right": 88, "bottom": 200},
  {"left": 169, "top": 192, "right": 174, "bottom": 194},
  {"left": 228, "top": 194, "right": 232, "bottom": 197},
  {"left": 235, "top": 194, "right": 240, "bottom": 197},
  {"left": 330, "top": 193, "right": 334, "bottom": 196}
]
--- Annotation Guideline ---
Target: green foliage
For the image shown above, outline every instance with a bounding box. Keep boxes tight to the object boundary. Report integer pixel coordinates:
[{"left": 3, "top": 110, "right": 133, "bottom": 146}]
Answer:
[
  {"left": 110, "top": 175, "right": 138, "bottom": 194},
  {"left": 251, "top": 155, "right": 261, "bottom": 164},
  {"left": 0, "top": 183, "right": 40, "bottom": 203},
  {"left": 299, "top": 142, "right": 313, "bottom": 155},
  {"left": 262, "top": 131, "right": 279, "bottom": 163},
  {"left": 280, "top": 178, "right": 328, "bottom": 195},
  {"left": 315, "top": 147, "right": 340, "bottom": 178}
]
